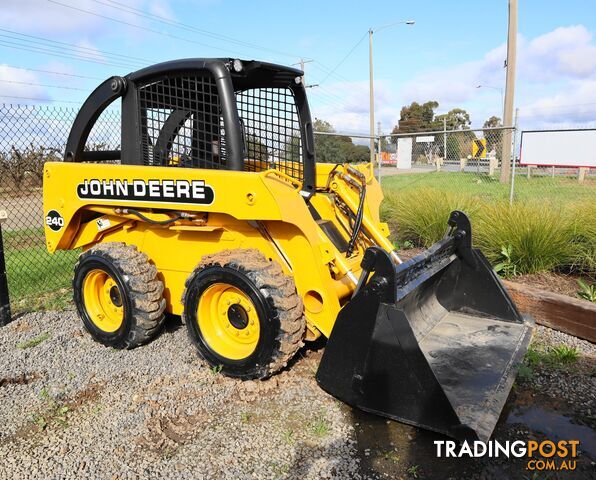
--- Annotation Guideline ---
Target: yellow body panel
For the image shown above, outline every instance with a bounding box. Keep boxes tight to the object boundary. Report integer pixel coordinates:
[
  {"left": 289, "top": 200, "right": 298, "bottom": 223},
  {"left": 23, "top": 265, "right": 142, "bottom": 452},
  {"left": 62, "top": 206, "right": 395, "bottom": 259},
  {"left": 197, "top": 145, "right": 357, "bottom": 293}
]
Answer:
[{"left": 43, "top": 161, "right": 393, "bottom": 340}]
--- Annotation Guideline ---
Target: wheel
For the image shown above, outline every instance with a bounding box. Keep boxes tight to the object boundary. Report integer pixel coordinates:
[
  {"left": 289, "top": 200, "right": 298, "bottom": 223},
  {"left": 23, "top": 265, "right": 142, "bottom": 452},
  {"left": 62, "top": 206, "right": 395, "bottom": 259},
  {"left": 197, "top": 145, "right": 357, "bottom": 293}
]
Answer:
[
  {"left": 73, "top": 242, "right": 166, "bottom": 349},
  {"left": 183, "top": 249, "right": 305, "bottom": 379}
]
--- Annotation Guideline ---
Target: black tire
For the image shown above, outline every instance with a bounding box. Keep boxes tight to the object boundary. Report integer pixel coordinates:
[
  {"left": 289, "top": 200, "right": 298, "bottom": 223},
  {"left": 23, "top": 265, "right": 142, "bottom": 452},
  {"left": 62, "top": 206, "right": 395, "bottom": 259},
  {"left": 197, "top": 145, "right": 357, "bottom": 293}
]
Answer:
[
  {"left": 183, "top": 249, "right": 305, "bottom": 379},
  {"left": 73, "top": 242, "right": 166, "bottom": 349}
]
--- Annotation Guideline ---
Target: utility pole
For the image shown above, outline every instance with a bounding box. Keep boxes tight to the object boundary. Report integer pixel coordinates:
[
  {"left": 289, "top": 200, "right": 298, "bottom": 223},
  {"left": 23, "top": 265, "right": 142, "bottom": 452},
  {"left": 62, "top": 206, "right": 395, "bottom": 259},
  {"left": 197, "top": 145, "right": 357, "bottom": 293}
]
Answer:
[
  {"left": 369, "top": 29, "right": 375, "bottom": 163},
  {"left": 293, "top": 59, "right": 318, "bottom": 89},
  {"left": 501, "top": 0, "right": 517, "bottom": 183}
]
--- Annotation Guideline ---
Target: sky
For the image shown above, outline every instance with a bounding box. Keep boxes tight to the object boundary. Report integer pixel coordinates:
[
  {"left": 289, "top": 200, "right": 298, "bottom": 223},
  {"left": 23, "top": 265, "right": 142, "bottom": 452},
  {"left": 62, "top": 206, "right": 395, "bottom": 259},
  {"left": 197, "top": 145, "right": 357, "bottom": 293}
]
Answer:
[{"left": 1, "top": 0, "right": 596, "bottom": 133}]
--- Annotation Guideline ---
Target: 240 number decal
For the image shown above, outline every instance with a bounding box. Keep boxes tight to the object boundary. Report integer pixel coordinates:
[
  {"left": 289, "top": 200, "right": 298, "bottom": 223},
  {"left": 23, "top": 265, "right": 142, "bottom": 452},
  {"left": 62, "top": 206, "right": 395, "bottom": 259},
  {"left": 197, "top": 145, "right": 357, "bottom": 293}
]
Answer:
[{"left": 45, "top": 210, "right": 64, "bottom": 232}]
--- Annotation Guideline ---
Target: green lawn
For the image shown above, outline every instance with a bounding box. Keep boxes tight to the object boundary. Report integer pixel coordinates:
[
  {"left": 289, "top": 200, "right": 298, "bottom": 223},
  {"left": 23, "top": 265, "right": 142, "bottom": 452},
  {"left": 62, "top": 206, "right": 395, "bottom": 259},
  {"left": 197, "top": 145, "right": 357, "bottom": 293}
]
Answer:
[
  {"left": 381, "top": 171, "right": 595, "bottom": 204},
  {"left": 4, "top": 240, "right": 78, "bottom": 312}
]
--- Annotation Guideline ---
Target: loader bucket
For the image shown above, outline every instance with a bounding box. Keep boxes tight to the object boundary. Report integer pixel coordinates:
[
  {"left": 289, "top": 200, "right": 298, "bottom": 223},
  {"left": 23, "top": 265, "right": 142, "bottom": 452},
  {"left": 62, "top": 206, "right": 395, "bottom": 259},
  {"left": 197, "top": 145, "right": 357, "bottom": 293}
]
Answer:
[{"left": 316, "top": 211, "right": 533, "bottom": 442}]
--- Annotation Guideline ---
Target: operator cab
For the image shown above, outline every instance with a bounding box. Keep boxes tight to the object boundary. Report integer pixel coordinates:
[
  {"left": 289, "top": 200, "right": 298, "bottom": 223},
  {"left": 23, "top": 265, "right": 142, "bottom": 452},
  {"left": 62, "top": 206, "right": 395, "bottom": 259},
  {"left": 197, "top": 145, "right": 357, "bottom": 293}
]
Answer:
[{"left": 64, "top": 58, "right": 316, "bottom": 197}]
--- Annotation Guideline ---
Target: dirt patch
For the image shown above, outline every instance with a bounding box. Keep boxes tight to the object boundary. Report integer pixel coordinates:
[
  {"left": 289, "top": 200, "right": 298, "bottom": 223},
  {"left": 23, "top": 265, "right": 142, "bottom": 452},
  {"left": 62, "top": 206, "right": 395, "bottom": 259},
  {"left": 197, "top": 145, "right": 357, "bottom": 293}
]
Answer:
[
  {"left": 0, "top": 372, "right": 40, "bottom": 388},
  {"left": 514, "top": 271, "right": 592, "bottom": 298}
]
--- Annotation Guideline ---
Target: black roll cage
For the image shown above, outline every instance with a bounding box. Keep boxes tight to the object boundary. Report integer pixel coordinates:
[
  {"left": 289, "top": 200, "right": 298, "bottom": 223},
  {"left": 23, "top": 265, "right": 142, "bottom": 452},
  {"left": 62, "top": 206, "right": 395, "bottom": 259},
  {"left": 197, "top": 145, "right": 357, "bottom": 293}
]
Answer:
[{"left": 64, "top": 58, "right": 317, "bottom": 195}]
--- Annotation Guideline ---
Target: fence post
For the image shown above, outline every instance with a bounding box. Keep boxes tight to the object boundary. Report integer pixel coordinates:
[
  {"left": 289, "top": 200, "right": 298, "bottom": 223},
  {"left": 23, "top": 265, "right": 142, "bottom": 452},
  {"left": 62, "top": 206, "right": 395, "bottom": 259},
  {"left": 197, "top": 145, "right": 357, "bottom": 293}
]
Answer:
[
  {"left": 442, "top": 117, "right": 447, "bottom": 172},
  {"left": 0, "top": 210, "right": 11, "bottom": 326},
  {"left": 508, "top": 109, "right": 519, "bottom": 205},
  {"left": 377, "top": 134, "right": 382, "bottom": 186}
]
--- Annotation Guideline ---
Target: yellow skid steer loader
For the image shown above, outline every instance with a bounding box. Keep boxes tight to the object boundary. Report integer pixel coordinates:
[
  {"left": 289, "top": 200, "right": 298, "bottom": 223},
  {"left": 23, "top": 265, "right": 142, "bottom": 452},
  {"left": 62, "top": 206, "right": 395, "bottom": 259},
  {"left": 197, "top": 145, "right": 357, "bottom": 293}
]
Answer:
[{"left": 43, "top": 58, "right": 532, "bottom": 441}]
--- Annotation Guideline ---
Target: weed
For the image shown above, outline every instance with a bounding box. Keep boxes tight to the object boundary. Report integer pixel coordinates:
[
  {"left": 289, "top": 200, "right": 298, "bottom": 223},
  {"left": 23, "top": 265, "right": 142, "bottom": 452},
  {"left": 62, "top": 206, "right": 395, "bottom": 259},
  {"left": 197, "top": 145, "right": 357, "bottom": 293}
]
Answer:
[
  {"left": 29, "top": 387, "right": 70, "bottom": 430},
  {"left": 17, "top": 332, "right": 50, "bottom": 349},
  {"left": 240, "top": 412, "right": 251, "bottom": 424},
  {"left": 29, "top": 412, "right": 48, "bottom": 430},
  {"left": 407, "top": 464, "right": 420, "bottom": 478},
  {"left": 516, "top": 364, "right": 534, "bottom": 383},
  {"left": 493, "top": 245, "right": 517, "bottom": 278},
  {"left": 548, "top": 345, "right": 579, "bottom": 364},
  {"left": 282, "top": 428, "right": 295, "bottom": 445},
  {"left": 310, "top": 416, "right": 330, "bottom": 437},
  {"left": 210, "top": 364, "right": 223, "bottom": 375},
  {"left": 381, "top": 449, "right": 400, "bottom": 463},
  {"left": 524, "top": 344, "right": 579, "bottom": 369},
  {"left": 577, "top": 279, "right": 596, "bottom": 302}
]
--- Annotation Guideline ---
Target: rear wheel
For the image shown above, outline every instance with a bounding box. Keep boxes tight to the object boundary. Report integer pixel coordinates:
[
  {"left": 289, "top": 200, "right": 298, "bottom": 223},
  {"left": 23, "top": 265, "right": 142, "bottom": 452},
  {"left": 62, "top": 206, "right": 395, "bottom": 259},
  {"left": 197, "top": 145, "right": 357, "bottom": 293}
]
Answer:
[
  {"left": 183, "top": 249, "right": 305, "bottom": 379},
  {"left": 73, "top": 242, "right": 166, "bottom": 349}
]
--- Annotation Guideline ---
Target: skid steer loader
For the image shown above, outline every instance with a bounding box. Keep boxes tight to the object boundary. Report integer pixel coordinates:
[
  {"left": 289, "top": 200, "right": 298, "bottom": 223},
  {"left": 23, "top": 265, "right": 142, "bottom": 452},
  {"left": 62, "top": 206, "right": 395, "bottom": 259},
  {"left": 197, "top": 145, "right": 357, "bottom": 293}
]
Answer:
[{"left": 43, "top": 58, "right": 532, "bottom": 441}]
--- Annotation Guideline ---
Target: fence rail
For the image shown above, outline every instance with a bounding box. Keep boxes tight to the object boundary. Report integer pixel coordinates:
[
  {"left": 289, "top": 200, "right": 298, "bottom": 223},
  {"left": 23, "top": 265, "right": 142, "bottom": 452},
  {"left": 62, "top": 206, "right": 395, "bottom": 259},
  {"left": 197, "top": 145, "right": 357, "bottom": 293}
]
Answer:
[{"left": 1, "top": 104, "right": 594, "bottom": 318}]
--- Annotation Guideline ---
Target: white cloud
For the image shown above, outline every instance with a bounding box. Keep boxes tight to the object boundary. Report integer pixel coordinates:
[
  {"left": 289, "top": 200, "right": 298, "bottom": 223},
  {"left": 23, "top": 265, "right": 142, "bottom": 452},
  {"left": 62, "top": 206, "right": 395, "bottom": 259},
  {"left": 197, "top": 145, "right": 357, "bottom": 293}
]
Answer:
[
  {"left": 313, "top": 24, "right": 596, "bottom": 133},
  {"left": 0, "top": 0, "right": 103, "bottom": 36}
]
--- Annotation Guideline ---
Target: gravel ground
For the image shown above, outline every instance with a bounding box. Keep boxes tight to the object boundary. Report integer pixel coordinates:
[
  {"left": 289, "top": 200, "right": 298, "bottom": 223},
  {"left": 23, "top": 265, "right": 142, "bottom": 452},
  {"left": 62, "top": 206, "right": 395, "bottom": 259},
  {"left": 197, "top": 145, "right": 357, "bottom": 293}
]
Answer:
[
  {"left": 0, "top": 311, "right": 359, "bottom": 480},
  {"left": 0, "top": 310, "right": 594, "bottom": 480}
]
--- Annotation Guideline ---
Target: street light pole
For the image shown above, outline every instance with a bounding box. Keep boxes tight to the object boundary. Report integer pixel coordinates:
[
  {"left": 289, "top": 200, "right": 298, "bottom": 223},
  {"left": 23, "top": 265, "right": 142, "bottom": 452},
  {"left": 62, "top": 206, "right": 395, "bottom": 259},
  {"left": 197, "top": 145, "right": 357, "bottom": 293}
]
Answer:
[{"left": 369, "top": 20, "right": 414, "bottom": 164}]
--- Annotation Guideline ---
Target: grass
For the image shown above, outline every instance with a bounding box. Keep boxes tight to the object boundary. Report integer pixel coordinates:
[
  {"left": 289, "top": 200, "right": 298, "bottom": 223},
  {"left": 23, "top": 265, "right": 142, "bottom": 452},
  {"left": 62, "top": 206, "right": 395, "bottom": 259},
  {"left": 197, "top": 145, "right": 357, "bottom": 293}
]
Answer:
[
  {"left": 407, "top": 464, "right": 420, "bottom": 478},
  {"left": 310, "top": 415, "right": 331, "bottom": 437},
  {"left": 3, "top": 228, "right": 79, "bottom": 313},
  {"left": 381, "top": 171, "right": 595, "bottom": 205},
  {"left": 382, "top": 184, "right": 596, "bottom": 276},
  {"left": 524, "top": 343, "right": 579, "bottom": 370},
  {"left": 577, "top": 279, "right": 596, "bottom": 302},
  {"left": 17, "top": 332, "right": 50, "bottom": 349},
  {"left": 29, "top": 387, "right": 70, "bottom": 430}
]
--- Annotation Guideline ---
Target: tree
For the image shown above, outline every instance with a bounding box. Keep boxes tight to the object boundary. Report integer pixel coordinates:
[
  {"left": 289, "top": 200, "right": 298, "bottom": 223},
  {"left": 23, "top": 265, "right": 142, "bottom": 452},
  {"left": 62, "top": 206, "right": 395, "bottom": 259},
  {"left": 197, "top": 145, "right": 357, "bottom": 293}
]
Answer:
[
  {"left": 483, "top": 116, "right": 502, "bottom": 129},
  {"left": 313, "top": 118, "right": 370, "bottom": 163},
  {"left": 392, "top": 101, "right": 440, "bottom": 134}
]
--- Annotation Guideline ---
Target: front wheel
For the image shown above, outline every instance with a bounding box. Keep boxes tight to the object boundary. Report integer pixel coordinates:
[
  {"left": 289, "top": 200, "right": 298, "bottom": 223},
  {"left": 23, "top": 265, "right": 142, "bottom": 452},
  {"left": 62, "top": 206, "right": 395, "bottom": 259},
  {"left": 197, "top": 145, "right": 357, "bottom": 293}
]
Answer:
[
  {"left": 182, "top": 249, "right": 305, "bottom": 379},
  {"left": 73, "top": 242, "right": 166, "bottom": 349}
]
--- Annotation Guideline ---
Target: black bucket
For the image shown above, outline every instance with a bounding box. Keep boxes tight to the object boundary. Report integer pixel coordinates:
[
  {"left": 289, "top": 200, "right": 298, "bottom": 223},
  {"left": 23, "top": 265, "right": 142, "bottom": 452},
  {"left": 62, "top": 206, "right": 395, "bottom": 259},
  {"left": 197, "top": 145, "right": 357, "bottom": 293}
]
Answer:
[{"left": 316, "top": 211, "right": 533, "bottom": 442}]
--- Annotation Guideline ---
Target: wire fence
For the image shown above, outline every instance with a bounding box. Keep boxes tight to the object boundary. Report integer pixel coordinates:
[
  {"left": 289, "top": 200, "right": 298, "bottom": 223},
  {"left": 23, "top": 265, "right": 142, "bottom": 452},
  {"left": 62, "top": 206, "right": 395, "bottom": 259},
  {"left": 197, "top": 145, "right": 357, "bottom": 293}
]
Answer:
[
  {"left": 0, "top": 103, "right": 595, "bottom": 319},
  {"left": 0, "top": 104, "right": 121, "bottom": 319},
  {"left": 316, "top": 127, "right": 595, "bottom": 206}
]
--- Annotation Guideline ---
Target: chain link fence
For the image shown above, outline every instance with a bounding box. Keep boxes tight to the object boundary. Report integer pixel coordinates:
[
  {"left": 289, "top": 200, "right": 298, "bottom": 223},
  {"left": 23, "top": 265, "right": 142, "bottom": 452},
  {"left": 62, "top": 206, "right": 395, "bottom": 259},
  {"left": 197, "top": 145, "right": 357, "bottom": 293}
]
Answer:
[
  {"left": 0, "top": 104, "right": 120, "bottom": 318},
  {"left": 1, "top": 104, "right": 594, "bottom": 318}
]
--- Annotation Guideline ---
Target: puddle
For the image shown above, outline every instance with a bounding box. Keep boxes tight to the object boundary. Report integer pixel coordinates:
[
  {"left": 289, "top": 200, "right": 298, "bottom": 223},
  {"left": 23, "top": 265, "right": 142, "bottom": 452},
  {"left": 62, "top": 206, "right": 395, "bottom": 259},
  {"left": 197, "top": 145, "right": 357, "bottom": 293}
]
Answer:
[{"left": 507, "top": 405, "right": 596, "bottom": 459}]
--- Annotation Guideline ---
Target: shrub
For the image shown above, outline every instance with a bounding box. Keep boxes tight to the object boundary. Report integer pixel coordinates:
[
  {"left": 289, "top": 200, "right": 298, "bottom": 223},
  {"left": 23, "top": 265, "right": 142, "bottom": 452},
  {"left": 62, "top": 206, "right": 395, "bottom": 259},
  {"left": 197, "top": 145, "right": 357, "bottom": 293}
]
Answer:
[
  {"left": 381, "top": 189, "right": 596, "bottom": 276},
  {"left": 381, "top": 188, "right": 479, "bottom": 248}
]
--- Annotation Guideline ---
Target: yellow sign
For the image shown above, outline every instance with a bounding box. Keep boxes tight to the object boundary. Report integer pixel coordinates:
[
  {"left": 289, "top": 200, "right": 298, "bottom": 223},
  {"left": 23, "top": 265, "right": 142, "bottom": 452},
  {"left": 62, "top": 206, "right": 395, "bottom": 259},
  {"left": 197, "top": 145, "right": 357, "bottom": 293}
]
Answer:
[{"left": 473, "top": 139, "right": 487, "bottom": 158}]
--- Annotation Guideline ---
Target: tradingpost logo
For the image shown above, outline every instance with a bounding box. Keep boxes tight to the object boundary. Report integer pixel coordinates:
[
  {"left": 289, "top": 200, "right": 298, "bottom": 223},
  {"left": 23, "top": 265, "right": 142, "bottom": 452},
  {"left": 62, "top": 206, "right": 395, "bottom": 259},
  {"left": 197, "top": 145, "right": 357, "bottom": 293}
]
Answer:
[{"left": 434, "top": 439, "right": 580, "bottom": 471}]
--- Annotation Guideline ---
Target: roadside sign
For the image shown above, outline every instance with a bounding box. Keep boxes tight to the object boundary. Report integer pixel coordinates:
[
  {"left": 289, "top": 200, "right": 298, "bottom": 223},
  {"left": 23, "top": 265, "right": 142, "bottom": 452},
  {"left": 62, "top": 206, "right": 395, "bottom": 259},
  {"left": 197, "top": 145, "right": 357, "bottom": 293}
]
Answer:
[
  {"left": 416, "top": 135, "right": 435, "bottom": 143},
  {"left": 472, "top": 139, "right": 486, "bottom": 158}
]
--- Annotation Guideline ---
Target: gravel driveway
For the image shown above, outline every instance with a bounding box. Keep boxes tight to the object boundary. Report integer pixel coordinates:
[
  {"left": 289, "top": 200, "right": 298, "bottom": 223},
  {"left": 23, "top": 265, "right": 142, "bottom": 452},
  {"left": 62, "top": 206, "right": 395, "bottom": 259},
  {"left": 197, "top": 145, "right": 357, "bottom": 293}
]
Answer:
[
  {"left": 1, "top": 310, "right": 594, "bottom": 480},
  {"left": 0, "top": 311, "right": 359, "bottom": 480}
]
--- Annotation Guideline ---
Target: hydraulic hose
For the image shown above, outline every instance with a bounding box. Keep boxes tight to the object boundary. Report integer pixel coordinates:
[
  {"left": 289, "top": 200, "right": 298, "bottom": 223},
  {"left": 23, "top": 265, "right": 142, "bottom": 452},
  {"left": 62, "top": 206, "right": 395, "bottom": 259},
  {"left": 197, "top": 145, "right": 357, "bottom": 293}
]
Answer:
[{"left": 122, "top": 209, "right": 182, "bottom": 225}]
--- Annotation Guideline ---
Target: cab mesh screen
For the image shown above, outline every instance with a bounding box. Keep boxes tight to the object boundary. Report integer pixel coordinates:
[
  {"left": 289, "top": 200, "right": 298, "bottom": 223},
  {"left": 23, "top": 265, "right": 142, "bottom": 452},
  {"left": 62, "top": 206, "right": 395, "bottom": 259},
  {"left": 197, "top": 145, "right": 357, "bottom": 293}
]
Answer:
[
  {"left": 138, "top": 74, "right": 225, "bottom": 169},
  {"left": 235, "top": 87, "right": 303, "bottom": 179}
]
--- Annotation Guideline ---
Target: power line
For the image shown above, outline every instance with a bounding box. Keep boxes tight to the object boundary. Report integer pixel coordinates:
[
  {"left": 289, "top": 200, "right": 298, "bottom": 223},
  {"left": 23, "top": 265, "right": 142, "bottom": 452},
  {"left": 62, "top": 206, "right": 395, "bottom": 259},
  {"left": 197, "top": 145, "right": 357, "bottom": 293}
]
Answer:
[
  {"left": 93, "top": 0, "right": 301, "bottom": 60},
  {"left": 0, "top": 65, "right": 104, "bottom": 81},
  {"left": 0, "top": 39, "right": 144, "bottom": 70},
  {"left": 318, "top": 31, "right": 368, "bottom": 85},
  {"left": 0, "top": 28, "right": 153, "bottom": 64},
  {"left": 0, "top": 94, "right": 81, "bottom": 104},
  {"left": 0, "top": 79, "right": 88, "bottom": 91},
  {"left": 47, "top": 0, "right": 260, "bottom": 59}
]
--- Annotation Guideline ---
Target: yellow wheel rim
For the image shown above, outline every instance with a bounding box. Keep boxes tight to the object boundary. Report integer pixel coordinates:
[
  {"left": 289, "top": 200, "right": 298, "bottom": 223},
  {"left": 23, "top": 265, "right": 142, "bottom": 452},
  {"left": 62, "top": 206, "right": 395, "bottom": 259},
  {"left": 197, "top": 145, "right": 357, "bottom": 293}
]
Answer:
[
  {"left": 83, "top": 269, "right": 124, "bottom": 333},
  {"left": 197, "top": 283, "right": 260, "bottom": 360}
]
